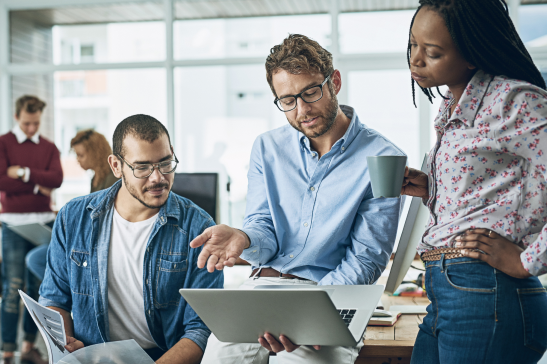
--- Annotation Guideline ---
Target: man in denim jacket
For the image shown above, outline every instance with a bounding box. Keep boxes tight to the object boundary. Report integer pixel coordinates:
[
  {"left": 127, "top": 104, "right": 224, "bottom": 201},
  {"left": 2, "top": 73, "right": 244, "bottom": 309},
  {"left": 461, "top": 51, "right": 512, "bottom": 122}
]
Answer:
[{"left": 39, "top": 114, "right": 223, "bottom": 363}]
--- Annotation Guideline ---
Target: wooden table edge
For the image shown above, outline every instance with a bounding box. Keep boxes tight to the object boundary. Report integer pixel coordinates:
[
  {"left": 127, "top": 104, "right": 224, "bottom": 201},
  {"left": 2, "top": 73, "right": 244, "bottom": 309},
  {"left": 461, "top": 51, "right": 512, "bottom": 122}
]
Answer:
[{"left": 359, "top": 340, "right": 416, "bottom": 357}]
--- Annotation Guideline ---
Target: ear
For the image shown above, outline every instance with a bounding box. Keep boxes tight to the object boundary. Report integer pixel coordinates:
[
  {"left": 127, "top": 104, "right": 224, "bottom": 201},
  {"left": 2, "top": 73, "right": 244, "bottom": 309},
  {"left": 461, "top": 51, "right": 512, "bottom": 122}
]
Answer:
[
  {"left": 108, "top": 154, "right": 123, "bottom": 179},
  {"left": 331, "top": 69, "right": 342, "bottom": 95},
  {"left": 467, "top": 63, "right": 476, "bottom": 70}
]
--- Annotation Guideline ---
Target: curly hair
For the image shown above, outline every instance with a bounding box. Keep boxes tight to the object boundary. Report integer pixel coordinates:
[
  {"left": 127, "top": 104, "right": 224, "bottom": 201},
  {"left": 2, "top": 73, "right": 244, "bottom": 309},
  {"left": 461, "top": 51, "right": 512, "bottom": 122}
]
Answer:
[
  {"left": 71, "top": 129, "right": 113, "bottom": 188},
  {"left": 265, "top": 34, "right": 335, "bottom": 97}
]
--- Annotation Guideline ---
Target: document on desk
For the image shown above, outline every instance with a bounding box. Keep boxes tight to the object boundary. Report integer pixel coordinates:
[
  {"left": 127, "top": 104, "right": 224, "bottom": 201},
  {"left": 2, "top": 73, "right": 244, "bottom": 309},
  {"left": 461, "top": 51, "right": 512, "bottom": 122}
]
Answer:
[{"left": 19, "top": 290, "right": 68, "bottom": 364}]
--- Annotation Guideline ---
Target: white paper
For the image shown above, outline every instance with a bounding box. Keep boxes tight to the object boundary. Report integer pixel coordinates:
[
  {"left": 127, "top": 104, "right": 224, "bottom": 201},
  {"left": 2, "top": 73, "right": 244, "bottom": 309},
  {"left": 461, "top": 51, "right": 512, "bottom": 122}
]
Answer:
[
  {"left": 58, "top": 340, "right": 155, "bottom": 364},
  {"left": 19, "top": 290, "right": 69, "bottom": 364}
]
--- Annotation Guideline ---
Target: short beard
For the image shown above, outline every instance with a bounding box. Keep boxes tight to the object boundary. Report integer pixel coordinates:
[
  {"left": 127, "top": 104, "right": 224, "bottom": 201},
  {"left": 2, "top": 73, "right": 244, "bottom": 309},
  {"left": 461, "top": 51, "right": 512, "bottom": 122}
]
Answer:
[
  {"left": 288, "top": 92, "right": 339, "bottom": 139},
  {"left": 121, "top": 169, "right": 169, "bottom": 209}
]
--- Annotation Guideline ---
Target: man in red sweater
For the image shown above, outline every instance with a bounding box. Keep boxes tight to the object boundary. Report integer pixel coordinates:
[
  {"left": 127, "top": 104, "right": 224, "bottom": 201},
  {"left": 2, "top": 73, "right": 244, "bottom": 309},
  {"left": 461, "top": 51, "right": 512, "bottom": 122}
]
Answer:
[{"left": 0, "top": 95, "right": 63, "bottom": 364}]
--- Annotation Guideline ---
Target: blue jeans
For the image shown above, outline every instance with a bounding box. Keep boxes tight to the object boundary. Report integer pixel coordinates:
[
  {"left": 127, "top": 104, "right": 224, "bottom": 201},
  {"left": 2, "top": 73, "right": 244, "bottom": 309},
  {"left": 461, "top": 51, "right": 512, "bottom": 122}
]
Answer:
[
  {"left": 26, "top": 243, "right": 49, "bottom": 281},
  {"left": 411, "top": 256, "right": 547, "bottom": 364},
  {"left": 1, "top": 222, "right": 53, "bottom": 352}
]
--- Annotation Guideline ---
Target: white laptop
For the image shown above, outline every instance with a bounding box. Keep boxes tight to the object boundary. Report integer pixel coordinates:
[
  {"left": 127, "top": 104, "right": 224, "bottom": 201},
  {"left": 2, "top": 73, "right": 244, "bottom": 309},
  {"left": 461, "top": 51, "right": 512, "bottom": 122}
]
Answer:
[{"left": 179, "top": 284, "right": 384, "bottom": 346}]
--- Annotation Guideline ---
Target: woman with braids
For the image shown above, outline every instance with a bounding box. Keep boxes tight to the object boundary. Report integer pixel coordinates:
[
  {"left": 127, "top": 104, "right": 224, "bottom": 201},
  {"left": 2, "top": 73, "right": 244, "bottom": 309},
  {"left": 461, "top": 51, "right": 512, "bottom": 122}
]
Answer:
[
  {"left": 26, "top": 129, "right": 118, "bottom": 281},
  {"left": 401, "top": 0, "right": 547, "bottom": 363}
]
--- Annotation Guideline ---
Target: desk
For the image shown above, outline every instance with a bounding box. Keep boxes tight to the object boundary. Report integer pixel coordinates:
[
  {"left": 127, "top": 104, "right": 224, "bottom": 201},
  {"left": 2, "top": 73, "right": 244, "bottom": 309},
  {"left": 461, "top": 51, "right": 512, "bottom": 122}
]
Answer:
[
  {"left": 357, "top": 295, "right": 429, "bottom": 364},
  {"left": 356, "top": 258, "right": 429, "bottom": 364}
]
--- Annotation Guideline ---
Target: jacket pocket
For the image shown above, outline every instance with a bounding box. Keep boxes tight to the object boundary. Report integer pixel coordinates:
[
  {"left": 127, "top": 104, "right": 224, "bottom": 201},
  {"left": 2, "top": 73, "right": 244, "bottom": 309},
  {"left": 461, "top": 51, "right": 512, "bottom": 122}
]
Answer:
[
  {"left": 443, "top": 261, "right": 496, "bottom": 293},
  {"left": 154, "top": 257, "right": 188, "bottom": 308},
  {"left": 518, "top": 287, "right": 547, "bottom": 354},
  {"left": 69, "top": 251, "right": 93, "bottom": 296}
]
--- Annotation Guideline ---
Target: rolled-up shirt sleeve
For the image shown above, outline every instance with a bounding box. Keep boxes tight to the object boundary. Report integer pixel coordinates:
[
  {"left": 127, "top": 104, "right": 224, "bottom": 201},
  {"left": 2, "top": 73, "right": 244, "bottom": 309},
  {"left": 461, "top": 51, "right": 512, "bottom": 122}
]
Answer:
[{"left": 180, "top": 329, "right": 210, "bottom": 353}]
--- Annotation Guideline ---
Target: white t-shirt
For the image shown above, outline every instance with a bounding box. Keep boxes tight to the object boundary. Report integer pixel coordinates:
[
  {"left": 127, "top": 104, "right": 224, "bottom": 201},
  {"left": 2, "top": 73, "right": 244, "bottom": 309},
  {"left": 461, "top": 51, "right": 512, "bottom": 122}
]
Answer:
[{"left": 107, "top": 207, "right": 158, "bottom": 349}]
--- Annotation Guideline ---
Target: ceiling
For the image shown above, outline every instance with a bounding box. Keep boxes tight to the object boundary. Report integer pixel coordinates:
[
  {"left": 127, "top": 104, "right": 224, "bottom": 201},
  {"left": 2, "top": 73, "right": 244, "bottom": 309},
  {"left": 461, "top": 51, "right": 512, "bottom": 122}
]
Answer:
[{"left": 10, "top": 0, "right": 547, "bottom": 26}]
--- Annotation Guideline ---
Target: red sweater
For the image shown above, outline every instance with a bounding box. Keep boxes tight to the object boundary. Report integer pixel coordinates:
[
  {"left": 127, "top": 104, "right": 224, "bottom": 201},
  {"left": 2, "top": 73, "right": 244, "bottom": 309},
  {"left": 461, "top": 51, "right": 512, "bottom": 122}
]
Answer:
[{"left": 0, "top": 132, "right": 63, "bottom": 213}]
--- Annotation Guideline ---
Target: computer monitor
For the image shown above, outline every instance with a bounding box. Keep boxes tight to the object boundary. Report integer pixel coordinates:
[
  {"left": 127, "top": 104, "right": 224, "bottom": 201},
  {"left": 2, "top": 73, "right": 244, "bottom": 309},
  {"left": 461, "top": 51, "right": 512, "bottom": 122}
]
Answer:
[
  {"left": 385, "top": 155, "right": 429, "bottom": 294},
  {"left": 171, "top": 173, "right": 219, "bottom": 223}
]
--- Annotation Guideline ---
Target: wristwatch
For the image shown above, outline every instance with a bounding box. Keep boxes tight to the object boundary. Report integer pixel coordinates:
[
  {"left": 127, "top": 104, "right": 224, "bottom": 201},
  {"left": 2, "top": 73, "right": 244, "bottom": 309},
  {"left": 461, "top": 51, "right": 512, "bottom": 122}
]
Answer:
[{"left": 17, "top": 167, "right": 25, "bottom": 179}]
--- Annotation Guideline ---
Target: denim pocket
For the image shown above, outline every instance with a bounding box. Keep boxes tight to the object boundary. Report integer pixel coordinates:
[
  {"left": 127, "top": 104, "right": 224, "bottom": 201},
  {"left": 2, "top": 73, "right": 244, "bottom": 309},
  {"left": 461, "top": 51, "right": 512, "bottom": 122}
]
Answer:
[
  {"left": 154, "top": 258, "right": 188, "bottom": 308},
  {"left": 443, "top": 261, "right": 496, "bottom": 293},
  {"left": 69, "top": 251, "right": 93, "bottom": 296},
  {"left": 518, "top": 287, "right": 547, "bottom": 354}
]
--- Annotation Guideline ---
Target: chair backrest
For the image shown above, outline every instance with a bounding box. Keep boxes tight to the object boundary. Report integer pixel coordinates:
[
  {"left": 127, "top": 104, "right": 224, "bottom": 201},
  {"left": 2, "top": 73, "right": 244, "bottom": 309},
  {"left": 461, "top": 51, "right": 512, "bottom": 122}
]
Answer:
[{"left": 171, "top": 173, "right": 219, "bottom": 222}]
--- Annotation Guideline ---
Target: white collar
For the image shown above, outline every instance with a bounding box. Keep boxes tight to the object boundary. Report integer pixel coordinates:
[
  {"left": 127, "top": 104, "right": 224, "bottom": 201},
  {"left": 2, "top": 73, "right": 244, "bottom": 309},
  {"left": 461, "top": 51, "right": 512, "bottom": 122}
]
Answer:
[{"left": 12, "top": 124, "right": 40, "bottom": 144}]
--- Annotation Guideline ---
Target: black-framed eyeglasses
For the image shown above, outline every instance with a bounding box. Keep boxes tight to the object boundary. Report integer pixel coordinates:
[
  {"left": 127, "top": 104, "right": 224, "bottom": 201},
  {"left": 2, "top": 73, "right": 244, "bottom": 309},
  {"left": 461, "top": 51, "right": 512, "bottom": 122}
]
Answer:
[
  {"left": 273, "top": 74, "right": 331, "bottom": 112},
  {"left": 116, "top": 153, "right": 179, "bottom": 179}
]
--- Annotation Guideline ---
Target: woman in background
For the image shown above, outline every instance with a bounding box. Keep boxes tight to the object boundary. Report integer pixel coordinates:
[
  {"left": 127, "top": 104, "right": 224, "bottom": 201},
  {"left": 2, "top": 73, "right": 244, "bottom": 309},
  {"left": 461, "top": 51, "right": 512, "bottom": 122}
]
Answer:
[
  {"left": 26, "top": 129, "right": 118, "bottom": 280},
  {"left": 70, "top": 129, "right": 119, "bottom": 193},
  {"left": 401, "top": 0, "right": 547, "bottom": 363}
]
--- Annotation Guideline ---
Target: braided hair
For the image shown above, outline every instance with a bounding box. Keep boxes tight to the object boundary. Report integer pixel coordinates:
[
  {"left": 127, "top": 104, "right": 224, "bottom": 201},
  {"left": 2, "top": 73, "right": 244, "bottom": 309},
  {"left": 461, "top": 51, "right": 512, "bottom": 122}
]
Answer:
[{"left": 408, "top": 0, "right": 547, "bottom": 107}]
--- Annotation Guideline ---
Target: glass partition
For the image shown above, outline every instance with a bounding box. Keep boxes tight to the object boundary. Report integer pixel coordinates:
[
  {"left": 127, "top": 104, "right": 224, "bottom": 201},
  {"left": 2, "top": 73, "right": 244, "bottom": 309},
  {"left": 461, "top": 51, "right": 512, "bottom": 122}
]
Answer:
[
  {"left": 174, "top": 65, "right": 285, "bottom": 226},
  {"left": 10, "top": 2, "right": 165, "bottom": 64},
  {"left": 52, "top": 22, "right": 166, "bottom": 65},
  {"left": 348, "top": 69, "right": 420, "bottom": 167},
  {"left": 339, "top": 10, "right": 415, "bottom": 54},
  {"left": 53, "top": 68, "right": 166, "bottom": 208},
  {"left": 174, "top": 14, "right": 331, "bottom": 60}
]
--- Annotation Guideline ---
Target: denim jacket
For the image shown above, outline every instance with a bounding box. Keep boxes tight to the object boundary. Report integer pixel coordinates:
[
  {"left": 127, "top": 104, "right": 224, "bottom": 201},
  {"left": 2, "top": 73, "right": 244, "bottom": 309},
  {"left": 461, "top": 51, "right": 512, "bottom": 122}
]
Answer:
[{"left": 39, "top": 181, "right": 223, "bottom": 352}]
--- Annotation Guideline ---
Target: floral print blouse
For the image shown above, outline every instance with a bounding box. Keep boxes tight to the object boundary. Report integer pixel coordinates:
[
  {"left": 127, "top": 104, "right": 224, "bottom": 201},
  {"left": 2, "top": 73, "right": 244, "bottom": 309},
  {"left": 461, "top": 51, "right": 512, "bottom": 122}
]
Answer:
[{"left": 419, "top": 69, "right": 547, "bottom": 276}]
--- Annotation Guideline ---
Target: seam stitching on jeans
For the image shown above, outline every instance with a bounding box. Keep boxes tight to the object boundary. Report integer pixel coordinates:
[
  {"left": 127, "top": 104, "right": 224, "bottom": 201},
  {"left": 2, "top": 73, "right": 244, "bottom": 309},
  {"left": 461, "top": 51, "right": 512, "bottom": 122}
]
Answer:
[
  {"left": 443, "top": 267, "right": 496, "bottom": 293},
  {"left": 444, "top": 260, "right": 488, "bottom": 267},
  {"left": 518, "top": 288, "right": 546, "bottom": 294},
  {"left": 430, "top": 267, "right": 439, "bottom": 337}
]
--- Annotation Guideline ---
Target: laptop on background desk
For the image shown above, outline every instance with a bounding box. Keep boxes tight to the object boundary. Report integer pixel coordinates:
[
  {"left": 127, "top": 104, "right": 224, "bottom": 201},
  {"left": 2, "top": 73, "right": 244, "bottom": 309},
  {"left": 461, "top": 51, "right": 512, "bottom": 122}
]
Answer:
[
  {"left": 8, "top": 223, "right": 52, "bottom": 246},
  {"left": 180, "top": 285, "right": 384, "bottom": 346}
]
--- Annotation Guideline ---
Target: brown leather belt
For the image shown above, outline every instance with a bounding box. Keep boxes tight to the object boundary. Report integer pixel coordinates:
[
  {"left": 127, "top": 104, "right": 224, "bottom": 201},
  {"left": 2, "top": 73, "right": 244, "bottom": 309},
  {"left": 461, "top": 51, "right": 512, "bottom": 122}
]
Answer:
[
  {"left": 251, "top": 267, "right": 307, "bottom": 280},
  {"left": 421, "top": 247, "right": 464, "bottom": 261}
]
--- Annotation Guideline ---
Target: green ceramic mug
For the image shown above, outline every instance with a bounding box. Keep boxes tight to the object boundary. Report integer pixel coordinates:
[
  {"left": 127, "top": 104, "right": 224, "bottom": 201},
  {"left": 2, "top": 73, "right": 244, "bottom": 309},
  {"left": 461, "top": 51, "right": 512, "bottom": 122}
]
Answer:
[{"left": 366, "top": 155, "right": 407, "bottom": 198}]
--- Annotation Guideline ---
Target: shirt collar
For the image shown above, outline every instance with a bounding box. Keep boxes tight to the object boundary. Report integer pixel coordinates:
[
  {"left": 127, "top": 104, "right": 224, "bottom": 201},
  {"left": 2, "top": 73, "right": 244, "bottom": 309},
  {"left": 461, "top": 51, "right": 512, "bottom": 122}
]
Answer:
[
  {"left": 436, "top": 69, "right": 494, "bottom": 129},
  {"left": 298, "top": 104, "right": 359, "bottom": 154},
  {"left": 11, "top": 124, "right": 40, "bottom": 144}
]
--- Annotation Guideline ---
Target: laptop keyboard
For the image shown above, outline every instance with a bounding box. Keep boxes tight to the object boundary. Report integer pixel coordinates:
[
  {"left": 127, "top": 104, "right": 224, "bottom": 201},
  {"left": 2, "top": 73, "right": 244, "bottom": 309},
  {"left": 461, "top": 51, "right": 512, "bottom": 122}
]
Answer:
[{"left": 337, "top": 309, "right": 357, "bottom": 326}]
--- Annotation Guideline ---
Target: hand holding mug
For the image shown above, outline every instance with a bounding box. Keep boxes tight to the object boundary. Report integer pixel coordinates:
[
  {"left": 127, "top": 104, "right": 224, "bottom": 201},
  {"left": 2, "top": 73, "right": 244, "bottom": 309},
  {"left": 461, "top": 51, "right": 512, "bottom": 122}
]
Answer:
[{"left": 401, "top": 167, "right": 429, "bottom": 200}]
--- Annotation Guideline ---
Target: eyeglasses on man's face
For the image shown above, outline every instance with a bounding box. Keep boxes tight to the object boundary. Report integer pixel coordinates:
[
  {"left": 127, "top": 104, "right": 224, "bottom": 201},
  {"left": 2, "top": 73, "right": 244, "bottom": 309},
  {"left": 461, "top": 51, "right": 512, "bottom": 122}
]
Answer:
[
  {"left": 117, "top": 154, "right": 179, "bottom": 179},
  {"left": 274, "top": 74, "right": 331, "bottom": 112}
]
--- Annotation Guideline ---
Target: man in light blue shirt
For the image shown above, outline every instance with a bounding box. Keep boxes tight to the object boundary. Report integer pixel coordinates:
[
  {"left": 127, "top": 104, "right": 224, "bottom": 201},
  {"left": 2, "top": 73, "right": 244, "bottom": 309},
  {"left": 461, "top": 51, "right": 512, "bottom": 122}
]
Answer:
[{"left": 192, "top": 34, "right": 405, "bottom": 363}]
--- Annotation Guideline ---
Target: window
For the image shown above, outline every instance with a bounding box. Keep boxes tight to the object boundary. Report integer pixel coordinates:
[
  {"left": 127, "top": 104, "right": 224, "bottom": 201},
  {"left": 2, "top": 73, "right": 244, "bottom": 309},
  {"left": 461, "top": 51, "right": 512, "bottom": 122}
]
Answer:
[
  {"left": 52, "top": 22, "right": 166, "bottom": 64},
  {"left": 348, "top": 70, "right": 420, "bottom": 168},
  {"left": 520, "top": 4, "right": 547, "bottom": 46},
  {"left": 53, "top": 68, "right": 167, "bottom": 208},
  {"left": 174, "top": 14, "right": 331, "bottom": 60},
  {"left": 80, "top": 44, "right": 95, "bottom": 63},
  {"left": 339, "top": 10, "right": 415, "bottom": 54},
  {"left": 5, "top": 1, "right": 546, "bottom": 217},
  {"left": 174, "top": 65, "right": 284, "bottom": 227}
]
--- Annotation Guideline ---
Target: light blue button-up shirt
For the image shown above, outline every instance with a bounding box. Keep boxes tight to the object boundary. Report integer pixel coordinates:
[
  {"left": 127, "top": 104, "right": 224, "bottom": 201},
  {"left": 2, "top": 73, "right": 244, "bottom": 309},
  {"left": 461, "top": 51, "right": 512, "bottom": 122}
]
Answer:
[{"left": 240, "top": 105, "right": 405, "bottom": 285}]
